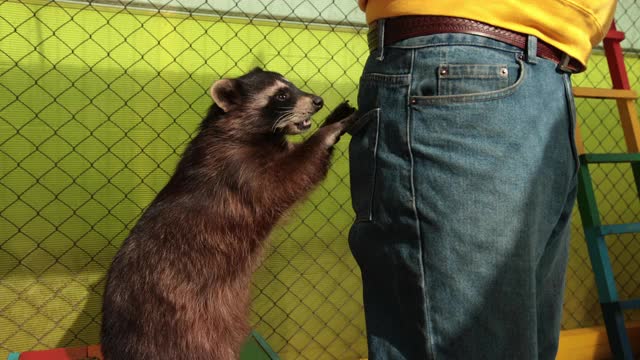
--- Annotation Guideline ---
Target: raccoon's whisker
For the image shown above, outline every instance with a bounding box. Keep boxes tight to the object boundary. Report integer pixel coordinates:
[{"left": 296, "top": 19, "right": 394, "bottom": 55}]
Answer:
[
  {"left": 272, "top": 113, "right": 290, "bottom": 132},
  {"left": 273, "top": 117, "right": 294, "bottom": 132},
  {"left": 274, "top": 111, "right": 293, "bottom": 123},
  {"left": 282, "top": 112, "right": 300, "bottom": 125},
  {"left": 273, "top": 111, "right": 296, "bottom": 131}
]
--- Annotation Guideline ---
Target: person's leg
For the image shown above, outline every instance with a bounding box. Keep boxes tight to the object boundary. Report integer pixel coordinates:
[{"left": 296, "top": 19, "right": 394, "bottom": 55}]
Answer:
[
  {"left": 348, "top": 47, "right": 431, "bottom": 359},
  {"left": 348, "top": 33, "right": 578, "bottom": 360}
]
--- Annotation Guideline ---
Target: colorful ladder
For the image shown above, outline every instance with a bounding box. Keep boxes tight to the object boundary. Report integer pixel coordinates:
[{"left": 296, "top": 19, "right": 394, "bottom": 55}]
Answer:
[
  {"left": 574, "top": 20, "right": 640, "bottom": 360},
  {"left": 576, "top": 154, "right": 640, "bottom": 360}
]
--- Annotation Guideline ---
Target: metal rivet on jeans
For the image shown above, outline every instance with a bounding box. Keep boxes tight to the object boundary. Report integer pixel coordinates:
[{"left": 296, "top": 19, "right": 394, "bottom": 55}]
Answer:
[
  {"left": 500, "top": 67, "right": 508, "bottom": 76},
  {"left": 439, "top": 67, "right": 448, "bottom": 76},
  {"left": 410, "top": 98, "right": 417, "bottom": 105}
]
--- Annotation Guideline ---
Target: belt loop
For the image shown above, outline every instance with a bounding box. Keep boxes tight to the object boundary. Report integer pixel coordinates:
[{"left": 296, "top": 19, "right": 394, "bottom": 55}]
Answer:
[
  {"left": 557, "top": 54, "right": 574, "bottom": 73},
  {"left": 375, "top": 19, "right": 386, "bottom": 61},
  {"left": 526, "top": 35, "right": 538, "bottom": 64}
]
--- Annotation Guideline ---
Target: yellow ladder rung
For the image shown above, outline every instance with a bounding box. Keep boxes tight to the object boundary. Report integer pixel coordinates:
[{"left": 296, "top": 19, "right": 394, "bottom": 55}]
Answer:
[{"left": 572, "top": 87, "right": 638, "bottom": 99}]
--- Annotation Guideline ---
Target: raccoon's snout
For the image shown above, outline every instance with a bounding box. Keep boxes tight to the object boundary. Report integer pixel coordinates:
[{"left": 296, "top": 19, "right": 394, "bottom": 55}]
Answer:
[
  {"left": 311, "top": 96, "right": 323, "bottom": 111},
  {"left": 271, "top": 91, "right": 324, "bottom": 135},
  {"left": 295, "top": 95, "right": 322, "bottom": 131}
]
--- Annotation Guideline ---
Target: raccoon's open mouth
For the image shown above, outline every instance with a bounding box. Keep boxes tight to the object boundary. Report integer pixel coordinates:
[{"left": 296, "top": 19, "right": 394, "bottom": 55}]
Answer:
[
  {"left": 276, "top": 112, "right": 315, "bottom": 135},
  {"left": 294, "top": 118, "right": 312, "bottom": 131}
]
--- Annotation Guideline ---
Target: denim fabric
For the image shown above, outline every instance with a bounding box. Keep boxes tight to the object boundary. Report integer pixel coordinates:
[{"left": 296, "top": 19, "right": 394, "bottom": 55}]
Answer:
[{"left": 348, "top": 33, "right": 578, "bottom": 360}]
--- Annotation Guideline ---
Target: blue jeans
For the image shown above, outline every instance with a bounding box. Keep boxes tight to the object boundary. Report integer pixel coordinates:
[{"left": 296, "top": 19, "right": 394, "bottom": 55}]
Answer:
[{"left": 348, "top": 33, "right": 578, "bottom": 360}]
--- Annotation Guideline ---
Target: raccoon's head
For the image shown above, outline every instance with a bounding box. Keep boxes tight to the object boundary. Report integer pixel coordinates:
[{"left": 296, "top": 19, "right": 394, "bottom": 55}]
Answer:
[{"left": 209, "top": 68, "right": 323, "bottom": 135}]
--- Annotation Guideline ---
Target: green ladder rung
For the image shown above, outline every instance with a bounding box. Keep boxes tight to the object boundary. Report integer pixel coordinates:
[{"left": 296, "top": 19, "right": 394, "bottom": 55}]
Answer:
[
  {"left": 598, "top": 222, "right": 640, "bottom": 235},
  {"left": 581, "top": 153, "right": 640, "bottom": 164},
  {"left": 620, "top": 298, "right": 640, "bottom": 310}
]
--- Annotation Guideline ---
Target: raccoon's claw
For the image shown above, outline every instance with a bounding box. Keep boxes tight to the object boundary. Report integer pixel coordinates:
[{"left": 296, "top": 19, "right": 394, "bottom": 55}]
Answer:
[{"left": 322, "top": 101, "right": 357, "bottom": 127}]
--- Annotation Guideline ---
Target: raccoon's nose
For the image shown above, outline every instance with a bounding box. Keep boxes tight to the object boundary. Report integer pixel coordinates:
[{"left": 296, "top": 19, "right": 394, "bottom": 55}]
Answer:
[{"left": 312, "top": 96, "right": 324, "bottom": 109}]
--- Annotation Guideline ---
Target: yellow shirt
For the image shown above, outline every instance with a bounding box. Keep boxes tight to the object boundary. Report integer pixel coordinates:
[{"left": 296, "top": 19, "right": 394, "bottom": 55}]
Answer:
[{"left": 358, "top": 0, "right": 617, "bottom": 67}]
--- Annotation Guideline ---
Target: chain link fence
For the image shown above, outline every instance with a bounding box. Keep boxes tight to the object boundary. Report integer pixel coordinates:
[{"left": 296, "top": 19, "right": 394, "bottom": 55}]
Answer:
[
  {"left": 0, "top": 0, "right": 639, "bottom": 359},
  {"left": 565, "top": 0, "right": 640, "bottom": 330}
]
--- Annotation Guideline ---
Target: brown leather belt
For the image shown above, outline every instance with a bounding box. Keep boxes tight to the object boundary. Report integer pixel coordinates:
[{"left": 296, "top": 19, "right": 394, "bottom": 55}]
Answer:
[{"left": 368, "top": 15, "right": 584, "bottom": 73}]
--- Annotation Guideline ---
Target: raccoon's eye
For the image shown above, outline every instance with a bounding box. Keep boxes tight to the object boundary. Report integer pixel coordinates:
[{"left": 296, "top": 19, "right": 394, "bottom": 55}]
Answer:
[{"left": 275, "top": 92, "right": 289, "bottom": 101}]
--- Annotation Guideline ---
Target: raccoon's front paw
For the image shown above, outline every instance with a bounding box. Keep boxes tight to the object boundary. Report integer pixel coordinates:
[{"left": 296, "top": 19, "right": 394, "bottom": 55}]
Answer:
[
  {"left": 322, "top": 101, "right": 356, "bottom": 127},
  {"left": 314, "top": 102, "right": 358, "bottom": 147},
  {"left": 317, "top": 118, "right": 356, "bottom": 148}
]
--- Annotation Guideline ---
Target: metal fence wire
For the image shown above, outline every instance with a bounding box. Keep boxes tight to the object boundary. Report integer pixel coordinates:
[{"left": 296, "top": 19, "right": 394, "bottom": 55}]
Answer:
[{"left": 0, "top": 0, "right": 639, "bottom": 359}]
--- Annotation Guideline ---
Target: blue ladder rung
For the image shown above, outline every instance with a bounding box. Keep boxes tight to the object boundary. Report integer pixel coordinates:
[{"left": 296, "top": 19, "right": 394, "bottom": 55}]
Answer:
[
  {"left": 620, "top": 298, "right": 640, "bottom": 310},
  {"left": 598, "top": 222, "right": 640, "bottom": 235}
]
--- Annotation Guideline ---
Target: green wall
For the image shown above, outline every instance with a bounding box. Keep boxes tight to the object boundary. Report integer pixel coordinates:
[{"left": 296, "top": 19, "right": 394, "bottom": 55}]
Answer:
[{"left": 0, "top": 1, "right": 367, "bottom": 358}]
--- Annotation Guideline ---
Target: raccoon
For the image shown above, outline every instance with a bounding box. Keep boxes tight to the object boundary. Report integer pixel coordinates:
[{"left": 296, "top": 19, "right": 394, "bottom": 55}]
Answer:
[{"left": 100, "top": 68, "right": 357, "bottom": 360}]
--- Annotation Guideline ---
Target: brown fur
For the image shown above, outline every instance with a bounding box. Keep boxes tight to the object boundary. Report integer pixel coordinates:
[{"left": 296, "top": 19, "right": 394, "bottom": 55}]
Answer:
[{"left": 100, "top": 68, "right": 356, "bottom": 360}]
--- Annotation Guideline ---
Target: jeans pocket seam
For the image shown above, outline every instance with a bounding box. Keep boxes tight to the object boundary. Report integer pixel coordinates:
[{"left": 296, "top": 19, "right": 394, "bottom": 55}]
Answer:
[
  {"left": 361, "top": 73, "right": 411, "bottom": 85},
  {"left": 412, "top": 59, "right": 526, "bottom": 105},
  {"left": 351, "top": 108, "right": 380, "bottom": 222}
]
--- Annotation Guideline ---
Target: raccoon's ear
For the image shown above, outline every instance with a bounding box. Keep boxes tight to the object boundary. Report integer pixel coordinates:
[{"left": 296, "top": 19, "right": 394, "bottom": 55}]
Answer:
[{"left": 210, "top": 79, "right": 239, "bottom": 112}]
